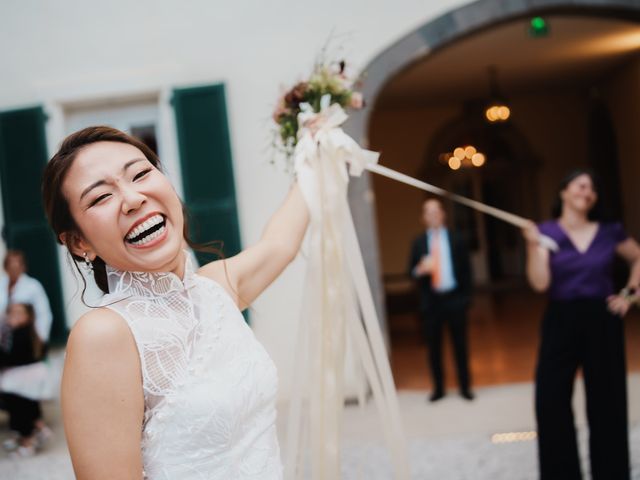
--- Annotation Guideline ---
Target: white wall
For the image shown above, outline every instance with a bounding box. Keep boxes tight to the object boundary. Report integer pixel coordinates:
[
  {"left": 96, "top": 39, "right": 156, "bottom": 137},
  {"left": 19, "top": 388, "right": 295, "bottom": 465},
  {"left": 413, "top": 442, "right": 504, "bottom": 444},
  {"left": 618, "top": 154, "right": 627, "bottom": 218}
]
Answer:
[{"left": 0, "top": 0, "right": 469, "bottom": 399}]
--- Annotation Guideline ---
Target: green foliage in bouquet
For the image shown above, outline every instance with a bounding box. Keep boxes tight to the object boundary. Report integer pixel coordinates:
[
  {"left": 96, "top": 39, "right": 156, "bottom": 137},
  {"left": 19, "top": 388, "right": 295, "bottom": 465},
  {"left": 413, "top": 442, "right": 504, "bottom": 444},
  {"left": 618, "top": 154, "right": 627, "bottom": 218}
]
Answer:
[{"left": 272, "top": 60, "right": 364, "bottom": 161}]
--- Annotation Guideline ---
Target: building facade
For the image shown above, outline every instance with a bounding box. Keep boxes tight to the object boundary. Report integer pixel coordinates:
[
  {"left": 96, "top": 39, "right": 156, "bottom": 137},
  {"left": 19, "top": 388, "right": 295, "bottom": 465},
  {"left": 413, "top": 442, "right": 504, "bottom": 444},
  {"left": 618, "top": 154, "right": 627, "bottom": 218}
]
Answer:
[{"left": 2, "top": 0, "right": 639, "bottom": 399}]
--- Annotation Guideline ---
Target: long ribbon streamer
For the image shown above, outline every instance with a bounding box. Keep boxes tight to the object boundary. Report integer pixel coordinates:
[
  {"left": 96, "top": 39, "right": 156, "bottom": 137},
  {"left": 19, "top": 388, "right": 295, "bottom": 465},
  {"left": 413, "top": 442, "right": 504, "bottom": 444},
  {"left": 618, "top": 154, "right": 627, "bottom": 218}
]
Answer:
[
  {"left": 366, "top": 163, "right": 559, "bottom": 252},
  {"left": 285, "top": 95, "right": 409, "bottom": 480},
  {"left": 284, "top": 96, "right": 555, "bottom": 480}
]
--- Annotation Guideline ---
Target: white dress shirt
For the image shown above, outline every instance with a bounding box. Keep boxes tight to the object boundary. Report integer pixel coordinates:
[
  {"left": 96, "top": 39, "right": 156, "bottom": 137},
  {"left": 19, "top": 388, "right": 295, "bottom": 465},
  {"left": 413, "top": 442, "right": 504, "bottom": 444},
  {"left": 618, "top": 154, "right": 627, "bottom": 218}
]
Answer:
[{"left": 427, "top": 227, "right": 458, "bottom": 293}]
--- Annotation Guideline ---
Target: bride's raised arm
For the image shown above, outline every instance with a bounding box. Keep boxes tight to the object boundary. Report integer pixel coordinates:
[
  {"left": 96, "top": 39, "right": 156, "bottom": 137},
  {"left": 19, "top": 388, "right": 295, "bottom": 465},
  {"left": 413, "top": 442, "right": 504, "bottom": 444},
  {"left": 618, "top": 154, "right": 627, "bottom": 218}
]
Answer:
[{"left": 198, "top": 182, "right": 309, "bottom": 309}]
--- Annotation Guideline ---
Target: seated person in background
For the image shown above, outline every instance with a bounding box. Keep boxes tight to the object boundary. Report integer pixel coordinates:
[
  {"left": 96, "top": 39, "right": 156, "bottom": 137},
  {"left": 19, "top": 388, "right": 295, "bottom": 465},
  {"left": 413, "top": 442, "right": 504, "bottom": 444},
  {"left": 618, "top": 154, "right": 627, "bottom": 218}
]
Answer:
[
  {"left": 0, "top": 250, "right": 53, "bottom": 352},
  {"left": 0, "top": 303, "right": 43, "bottom": 366},
  {"left": 0, "top": 303, "right": 52, "bottom": 457}
]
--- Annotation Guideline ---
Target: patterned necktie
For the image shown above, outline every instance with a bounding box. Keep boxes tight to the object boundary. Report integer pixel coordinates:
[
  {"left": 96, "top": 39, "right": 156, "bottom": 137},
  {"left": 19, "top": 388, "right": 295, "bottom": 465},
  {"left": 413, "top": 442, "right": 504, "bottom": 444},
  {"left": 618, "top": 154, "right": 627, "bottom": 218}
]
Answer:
[{"left": 431, "top": 229, "right": 443, "bottom": 289}]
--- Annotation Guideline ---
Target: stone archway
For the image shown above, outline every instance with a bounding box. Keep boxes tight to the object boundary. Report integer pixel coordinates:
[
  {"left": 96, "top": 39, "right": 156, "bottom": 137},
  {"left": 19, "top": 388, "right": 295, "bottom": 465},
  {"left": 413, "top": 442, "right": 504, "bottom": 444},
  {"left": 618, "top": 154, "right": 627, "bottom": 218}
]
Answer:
[{"left": 346, "top": 0, "right": 640, "bottom": 326}]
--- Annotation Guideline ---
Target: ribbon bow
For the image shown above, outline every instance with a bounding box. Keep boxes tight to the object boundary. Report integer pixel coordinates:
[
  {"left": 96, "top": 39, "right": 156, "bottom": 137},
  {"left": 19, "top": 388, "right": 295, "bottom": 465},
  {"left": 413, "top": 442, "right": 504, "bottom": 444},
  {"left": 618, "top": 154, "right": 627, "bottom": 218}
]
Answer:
[
  {"left": 286, "top": 95, "right": 409, "bottom": 479},
  {"left": 294, "top": 94, "right": 379, "bottom": 178}
]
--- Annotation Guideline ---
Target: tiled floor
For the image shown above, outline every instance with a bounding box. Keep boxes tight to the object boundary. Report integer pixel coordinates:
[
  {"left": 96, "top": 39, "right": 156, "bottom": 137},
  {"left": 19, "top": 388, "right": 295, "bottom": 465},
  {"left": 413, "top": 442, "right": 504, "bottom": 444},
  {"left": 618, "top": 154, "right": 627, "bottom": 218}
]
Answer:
[
  {"left": 4, "top": 376, "right": 640, "bottom": 479},
  {"left": 390, "top": 289, "right": 640, "bottom": 390},
  {"left": 3, "top": 291, "right": 640, "bottom": 478}
]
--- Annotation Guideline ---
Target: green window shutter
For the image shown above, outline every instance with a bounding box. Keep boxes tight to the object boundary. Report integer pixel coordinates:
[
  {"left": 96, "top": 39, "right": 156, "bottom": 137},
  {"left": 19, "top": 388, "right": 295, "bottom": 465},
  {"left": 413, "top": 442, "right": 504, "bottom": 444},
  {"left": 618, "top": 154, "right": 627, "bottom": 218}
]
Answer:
[
  {"left": 0, "top": 106, "right": 67, "bottom": 344},
  {"left": 172, "top": 84, "right": 242, "bottom": 265}
]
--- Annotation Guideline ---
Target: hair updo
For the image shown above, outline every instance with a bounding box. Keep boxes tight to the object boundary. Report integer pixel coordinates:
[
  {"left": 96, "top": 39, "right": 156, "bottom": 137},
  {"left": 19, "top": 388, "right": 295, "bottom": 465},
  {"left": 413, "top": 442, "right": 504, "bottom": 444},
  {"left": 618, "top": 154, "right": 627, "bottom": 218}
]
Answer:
[
  {"left": 42, "top": 126, "right": 223, "bottom": 302},
  {"left": 41, "top": 126, "right": 178, "bottom": 294}
]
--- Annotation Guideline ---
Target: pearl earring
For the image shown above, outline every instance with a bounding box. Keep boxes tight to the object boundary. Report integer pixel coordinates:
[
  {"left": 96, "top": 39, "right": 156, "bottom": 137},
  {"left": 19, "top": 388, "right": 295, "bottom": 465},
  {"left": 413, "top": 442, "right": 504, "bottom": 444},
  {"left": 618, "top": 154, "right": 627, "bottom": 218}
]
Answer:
[{"left": 83, "top": 252, "right": 93, "bottom": 271}]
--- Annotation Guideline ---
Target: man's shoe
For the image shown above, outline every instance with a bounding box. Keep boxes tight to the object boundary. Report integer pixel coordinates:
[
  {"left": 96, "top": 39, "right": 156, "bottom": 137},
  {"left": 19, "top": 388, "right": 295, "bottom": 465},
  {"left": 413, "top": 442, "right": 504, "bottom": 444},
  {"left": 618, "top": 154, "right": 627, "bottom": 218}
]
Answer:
[
  {"left": 460, "top": 389, "right": 475, "bottom": 401},
  {"left": 428, "top": 390, "right": 445, "bottom": 402}
]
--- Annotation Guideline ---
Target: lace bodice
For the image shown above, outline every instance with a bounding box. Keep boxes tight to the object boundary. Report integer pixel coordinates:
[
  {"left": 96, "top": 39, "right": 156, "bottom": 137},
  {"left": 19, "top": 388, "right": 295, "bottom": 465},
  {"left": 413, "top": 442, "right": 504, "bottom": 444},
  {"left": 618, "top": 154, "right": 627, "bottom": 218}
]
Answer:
[{"left": 99, "top": 254, "right": 282, "bottom": 479}]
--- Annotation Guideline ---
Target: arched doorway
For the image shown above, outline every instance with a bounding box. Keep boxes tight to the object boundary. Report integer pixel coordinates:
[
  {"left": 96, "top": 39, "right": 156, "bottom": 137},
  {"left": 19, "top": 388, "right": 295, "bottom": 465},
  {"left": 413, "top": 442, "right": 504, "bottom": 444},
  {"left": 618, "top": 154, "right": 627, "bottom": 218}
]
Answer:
[{"left": 346, "top": 0, "right": 640, "bottom": 389}]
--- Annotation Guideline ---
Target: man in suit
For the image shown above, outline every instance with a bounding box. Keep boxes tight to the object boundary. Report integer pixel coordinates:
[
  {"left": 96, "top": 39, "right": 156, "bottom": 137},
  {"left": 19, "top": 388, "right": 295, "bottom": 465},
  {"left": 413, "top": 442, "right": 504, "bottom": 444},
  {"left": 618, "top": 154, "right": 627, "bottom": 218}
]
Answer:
[{"left": 408, "top": 198, "right": 474, "bottom": 402}]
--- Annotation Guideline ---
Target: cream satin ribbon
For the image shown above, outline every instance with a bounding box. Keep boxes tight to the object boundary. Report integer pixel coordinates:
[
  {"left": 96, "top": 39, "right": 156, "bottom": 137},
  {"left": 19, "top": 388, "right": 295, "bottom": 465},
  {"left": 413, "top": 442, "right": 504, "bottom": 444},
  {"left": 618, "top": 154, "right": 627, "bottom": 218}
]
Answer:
[
  {"left": 366, "top": 163, "right": 559, "bottom": 252},
  {"left": 284, "top": 95, "right": 556, "bottom": 480},
  {"left": 286, "top": 94, "right": 409, "bottom": 480}
]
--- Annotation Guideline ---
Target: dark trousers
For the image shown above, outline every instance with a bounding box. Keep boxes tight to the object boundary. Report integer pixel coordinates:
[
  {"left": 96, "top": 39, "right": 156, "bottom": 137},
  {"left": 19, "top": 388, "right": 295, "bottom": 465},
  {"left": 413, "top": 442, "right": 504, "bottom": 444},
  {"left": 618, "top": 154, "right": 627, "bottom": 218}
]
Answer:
[
  {"left": 536, "top": 299, "right": 629, "bottom": 480},
  {"left": 1, "top": 393, "right": 41, "bottom": 437},
  {"left": 421, "top": 292, "right": 471, "bottom": 392}
]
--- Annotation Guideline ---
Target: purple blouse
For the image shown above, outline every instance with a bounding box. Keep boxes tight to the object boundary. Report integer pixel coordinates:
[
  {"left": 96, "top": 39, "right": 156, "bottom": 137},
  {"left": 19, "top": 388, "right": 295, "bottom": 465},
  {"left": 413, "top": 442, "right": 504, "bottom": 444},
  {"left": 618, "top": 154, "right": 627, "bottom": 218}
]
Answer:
[{"left": 538, "top": 221, "right": 628, "bottom": 300}]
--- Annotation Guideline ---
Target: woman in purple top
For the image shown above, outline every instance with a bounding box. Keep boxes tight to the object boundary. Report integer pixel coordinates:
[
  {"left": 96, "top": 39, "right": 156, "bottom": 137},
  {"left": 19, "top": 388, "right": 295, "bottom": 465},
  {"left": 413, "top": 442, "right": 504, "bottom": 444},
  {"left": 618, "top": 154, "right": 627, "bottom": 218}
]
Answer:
[{"left": 522, "top": 169, "right": 640, "bottom": 480}]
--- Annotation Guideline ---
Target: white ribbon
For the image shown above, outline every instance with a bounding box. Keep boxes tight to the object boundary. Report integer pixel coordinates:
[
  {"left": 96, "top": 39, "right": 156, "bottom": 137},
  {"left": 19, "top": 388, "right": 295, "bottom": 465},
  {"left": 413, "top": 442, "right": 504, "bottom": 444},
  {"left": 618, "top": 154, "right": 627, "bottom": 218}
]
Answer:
[
  {"left": 285, "top": 96, "right": 557, "bottom": 480},
  {"left": 295, "top": 94, "right": 379, "bottom": 178},
  {"left": 286, "top": 95, "right": 410, "bottom": 480},
  {"left": 366, "top": 163, "right": 559, "bottom": 252}
]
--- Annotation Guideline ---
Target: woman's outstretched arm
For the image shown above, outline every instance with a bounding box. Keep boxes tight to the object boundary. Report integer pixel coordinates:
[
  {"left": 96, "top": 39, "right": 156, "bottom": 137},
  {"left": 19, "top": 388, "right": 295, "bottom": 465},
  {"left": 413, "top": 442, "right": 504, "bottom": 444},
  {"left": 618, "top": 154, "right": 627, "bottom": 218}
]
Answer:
[
  {"left": 522, "top": 220, "right": 551, "bottom": 292},
  {"left": 199, "top": 182, "right": 309, "bottom": 309}
]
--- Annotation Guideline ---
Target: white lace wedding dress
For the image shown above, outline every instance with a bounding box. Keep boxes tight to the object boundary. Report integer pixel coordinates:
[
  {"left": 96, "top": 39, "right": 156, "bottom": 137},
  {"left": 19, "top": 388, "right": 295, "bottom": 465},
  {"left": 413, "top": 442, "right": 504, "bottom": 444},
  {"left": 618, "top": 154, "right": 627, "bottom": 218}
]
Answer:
[{"left": 99, "top": 254, "right": 282, "bottom": 479}]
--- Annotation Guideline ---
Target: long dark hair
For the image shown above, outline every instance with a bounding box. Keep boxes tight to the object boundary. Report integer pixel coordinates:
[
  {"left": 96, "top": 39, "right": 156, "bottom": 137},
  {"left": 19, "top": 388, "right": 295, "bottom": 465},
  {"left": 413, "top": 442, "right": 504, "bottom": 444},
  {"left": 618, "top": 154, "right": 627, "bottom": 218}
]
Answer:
[
  {"left": 551, "top": 168, "right": 604, "bottom": 221},
  {"left": 41, "top": 126, "right": 222, "bottom": 298},
  {"left": 7, "top": 303, "right": 43, "bottom": 360}
]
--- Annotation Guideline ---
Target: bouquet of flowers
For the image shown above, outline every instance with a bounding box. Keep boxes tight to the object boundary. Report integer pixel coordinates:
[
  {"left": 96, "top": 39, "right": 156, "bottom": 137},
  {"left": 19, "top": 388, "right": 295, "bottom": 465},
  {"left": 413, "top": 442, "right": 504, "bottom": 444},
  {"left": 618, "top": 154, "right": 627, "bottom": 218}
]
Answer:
[
  {"left": 275, "top": 56, "right": 410, "bottom": 480},
  {"left": 272, "top": 60, "right": 365, "bottom": 163}
]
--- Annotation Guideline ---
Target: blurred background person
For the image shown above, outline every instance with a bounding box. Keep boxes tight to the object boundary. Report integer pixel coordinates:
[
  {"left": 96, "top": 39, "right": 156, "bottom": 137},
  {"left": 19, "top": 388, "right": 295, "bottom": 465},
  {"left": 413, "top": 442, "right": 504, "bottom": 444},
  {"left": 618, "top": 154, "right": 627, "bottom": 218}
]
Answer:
[
  {"left": 0, "top": 250, "right": 53, "bottom": 348},
  {"left": 522, "top": 169, "right": 640, "bottom": 480},
  {"left": 408, "top": 198, "right": 474, "bottom": 402},
  {"left": 0, "top": 303, "right": 52, "bottom": 457},
  {"left": 0, "top": 250, "right": 54, "bottom": 457}
]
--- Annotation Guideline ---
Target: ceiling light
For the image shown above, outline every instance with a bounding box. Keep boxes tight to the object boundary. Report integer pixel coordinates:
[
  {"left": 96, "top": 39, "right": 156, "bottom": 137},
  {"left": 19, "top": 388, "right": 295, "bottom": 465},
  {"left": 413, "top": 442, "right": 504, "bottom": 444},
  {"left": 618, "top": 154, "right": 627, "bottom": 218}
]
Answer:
[
  {"left": 453, "top": 147, "right": 466, "bottom": 160},
  {"left": 441, "top": 146, "right": 486, "bottom": 170},
  {"left": 464, "top": 146, "right": 477, "bottom": 158},
  {"left": 485, "top": 66, "right": 511, "bottom": 123},
  {"left": 471, "top": 153, "right": 486, "bottom": 167},
  {"left": 448, "top": 157, "right": 461, "bottom": 170}
]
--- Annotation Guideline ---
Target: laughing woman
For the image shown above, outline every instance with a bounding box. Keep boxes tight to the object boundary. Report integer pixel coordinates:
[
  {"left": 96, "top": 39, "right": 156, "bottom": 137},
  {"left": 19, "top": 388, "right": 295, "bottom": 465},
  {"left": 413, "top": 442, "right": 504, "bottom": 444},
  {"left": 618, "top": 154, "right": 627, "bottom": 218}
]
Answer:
[
  {"left": 42, "top": 126, "right": 309, "bottom": 479},
  {"left": 522, "top": 169, "right": 640, "bottom": 480}
]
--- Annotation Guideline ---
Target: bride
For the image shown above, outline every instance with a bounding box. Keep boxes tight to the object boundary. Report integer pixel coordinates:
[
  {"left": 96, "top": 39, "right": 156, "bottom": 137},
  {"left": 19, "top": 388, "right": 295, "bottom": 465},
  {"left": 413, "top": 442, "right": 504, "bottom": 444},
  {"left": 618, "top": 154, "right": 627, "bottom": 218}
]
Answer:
[{"left": 41, "top": 126, "right": 309, "bottom": 479}]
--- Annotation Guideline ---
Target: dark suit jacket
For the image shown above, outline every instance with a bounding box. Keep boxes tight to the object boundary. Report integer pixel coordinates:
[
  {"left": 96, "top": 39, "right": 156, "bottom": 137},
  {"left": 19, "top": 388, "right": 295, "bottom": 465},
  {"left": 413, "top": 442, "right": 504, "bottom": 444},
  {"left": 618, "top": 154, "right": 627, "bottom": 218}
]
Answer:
[{"left": 408, "top": 229, "right": 472, "bottom": 312}]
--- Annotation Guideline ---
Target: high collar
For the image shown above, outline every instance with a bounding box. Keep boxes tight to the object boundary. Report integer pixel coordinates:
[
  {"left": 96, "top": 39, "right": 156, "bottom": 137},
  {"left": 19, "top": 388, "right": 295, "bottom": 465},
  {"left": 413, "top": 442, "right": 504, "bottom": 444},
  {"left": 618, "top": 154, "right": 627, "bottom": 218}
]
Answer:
[{"left": 104, "top": 252, "right": 196, "bottom": 299}]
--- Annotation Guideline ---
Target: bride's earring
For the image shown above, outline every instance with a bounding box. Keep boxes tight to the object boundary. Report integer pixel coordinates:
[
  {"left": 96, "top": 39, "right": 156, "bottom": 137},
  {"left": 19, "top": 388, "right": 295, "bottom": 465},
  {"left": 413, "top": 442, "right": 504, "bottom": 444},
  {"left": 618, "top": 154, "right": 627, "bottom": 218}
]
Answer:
[{"left": 83, "top": 252, "right": 94, "bottom": 272}]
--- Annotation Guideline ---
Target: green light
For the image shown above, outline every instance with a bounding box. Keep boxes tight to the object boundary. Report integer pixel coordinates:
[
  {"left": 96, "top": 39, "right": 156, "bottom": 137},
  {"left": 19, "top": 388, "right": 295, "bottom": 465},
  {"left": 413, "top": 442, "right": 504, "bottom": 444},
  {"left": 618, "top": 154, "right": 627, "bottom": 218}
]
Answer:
[
  {"left": 531, "top": 17, "right": 546, "bottom": 30},
  {"left": 529, "top": 16, "right": 549, "bottom": 37}
]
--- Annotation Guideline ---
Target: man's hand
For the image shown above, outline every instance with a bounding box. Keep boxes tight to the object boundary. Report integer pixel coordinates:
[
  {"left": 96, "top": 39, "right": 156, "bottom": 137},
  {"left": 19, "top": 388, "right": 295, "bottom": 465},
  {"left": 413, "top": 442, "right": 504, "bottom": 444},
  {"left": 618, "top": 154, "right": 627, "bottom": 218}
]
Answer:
[{"left": 414, "top": 255, "right": 433, "bottom": 277}]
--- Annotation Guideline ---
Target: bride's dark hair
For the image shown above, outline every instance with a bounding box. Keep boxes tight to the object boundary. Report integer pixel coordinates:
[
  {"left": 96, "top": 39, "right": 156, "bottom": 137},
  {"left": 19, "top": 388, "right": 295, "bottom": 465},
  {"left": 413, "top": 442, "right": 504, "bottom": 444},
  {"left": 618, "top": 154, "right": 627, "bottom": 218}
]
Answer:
[{"left": 41, "top": 126, "right": 220, "bottom": 297}]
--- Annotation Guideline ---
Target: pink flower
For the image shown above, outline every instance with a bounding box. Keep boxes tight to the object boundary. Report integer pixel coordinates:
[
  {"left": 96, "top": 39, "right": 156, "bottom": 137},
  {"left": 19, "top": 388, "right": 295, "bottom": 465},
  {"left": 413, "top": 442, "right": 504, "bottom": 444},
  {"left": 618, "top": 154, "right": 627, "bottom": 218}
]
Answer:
[
  {"left": 284, "top": 82, "right": 308, "bottom": 106},
  {"left": 349, "top": 92, "right": 364, "bottom": 109},
  {"left": 272, "top": 103, "right": 290, "bottom": 123}
]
